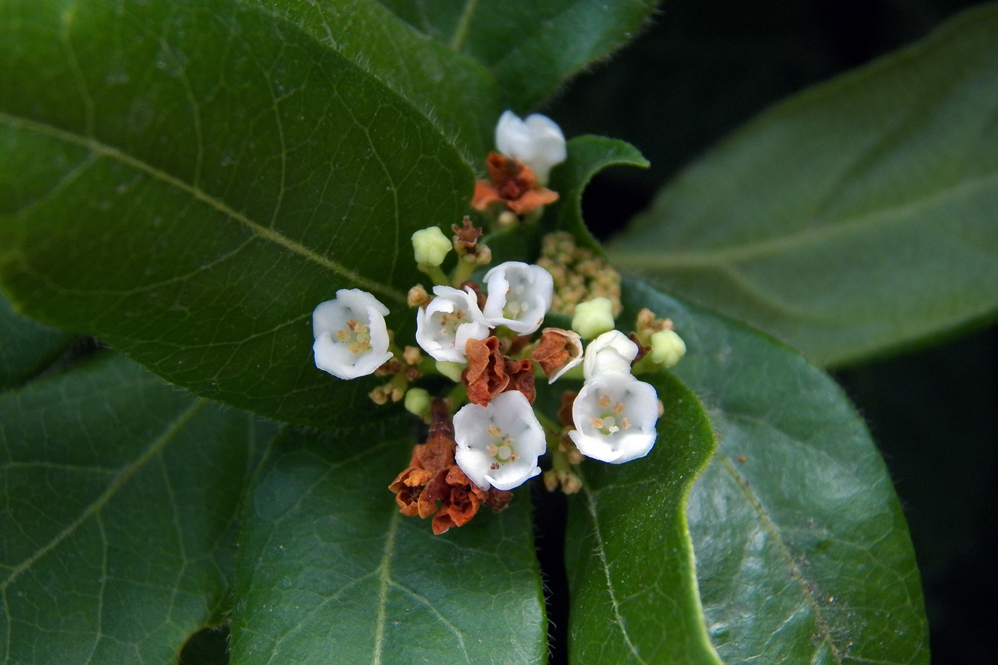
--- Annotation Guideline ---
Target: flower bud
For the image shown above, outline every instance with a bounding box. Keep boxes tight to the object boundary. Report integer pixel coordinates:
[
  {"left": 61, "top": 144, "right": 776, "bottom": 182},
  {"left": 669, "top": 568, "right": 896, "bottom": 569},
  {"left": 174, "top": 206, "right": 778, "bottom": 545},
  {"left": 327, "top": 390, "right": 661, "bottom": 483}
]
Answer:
[
  {"left": 411, "top": 226, "right": 452, "bottom": 266},
  {"left": 650, "top": 329, "right": 686, "bottom": 368},
  {"left": 404, "top": 387, "right": 432, "bottom": 418},
  {"left": 436, "top": 361, "right": 465, "bottom": 382},
  {"left": 571, "top": 297, "right": 615, "bottom": 339},
  {"left": 407, "top": 284, "right": 431, "bottom": 307}
]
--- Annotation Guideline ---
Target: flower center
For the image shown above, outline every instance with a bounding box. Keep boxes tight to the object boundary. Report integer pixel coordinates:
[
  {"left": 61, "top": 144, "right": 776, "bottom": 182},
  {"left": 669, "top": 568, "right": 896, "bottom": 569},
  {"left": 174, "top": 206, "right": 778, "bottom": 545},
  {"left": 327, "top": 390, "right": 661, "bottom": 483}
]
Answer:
[
  {"left": 438, "top": 310, "right": 468, "bottom": 336},
  {"left": 335, "top": 318, "right": 372, "bottom": 355},
  {"left": 502, "top": 284, "right": 527, "bottom": 319},
  {"left": 591, "top": 395, "right": 632, "bottom": 435},
  {"left": 486, "top": 424, "right": 519, "bottom": 470}
]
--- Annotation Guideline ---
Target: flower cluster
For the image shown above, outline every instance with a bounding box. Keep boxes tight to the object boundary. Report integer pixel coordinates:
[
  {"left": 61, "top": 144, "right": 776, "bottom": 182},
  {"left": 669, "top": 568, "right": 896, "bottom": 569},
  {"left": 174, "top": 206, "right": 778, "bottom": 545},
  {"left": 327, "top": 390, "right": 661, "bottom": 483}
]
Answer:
[{"left": 310, "top": 111, "right": 687, "bottom": 534}]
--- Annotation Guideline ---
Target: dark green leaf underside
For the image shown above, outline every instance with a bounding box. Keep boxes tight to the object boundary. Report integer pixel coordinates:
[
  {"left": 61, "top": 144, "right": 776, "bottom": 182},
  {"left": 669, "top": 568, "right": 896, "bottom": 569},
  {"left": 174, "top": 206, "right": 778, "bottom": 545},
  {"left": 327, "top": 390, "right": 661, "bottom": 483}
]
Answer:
[
  {"left": 0, "top": 0, "right": 473, "bottom": 427},
  {"left": 609, "top": 4, "right": 998, "bottom": 367},
  {"left": 0, "top": 289, "right": 72, "bottom": 391},
  {"left": 0, "top": 353, "right": 276, "bottom": 665},
  {"left": 230, "top": 428, "right": 546, "bottom": 664},
  {"left": 564, "top": 370, "right": 722, "bottom": 665},
  {"left": 621, "top": 279, "right": 928, "bottom": 664}
]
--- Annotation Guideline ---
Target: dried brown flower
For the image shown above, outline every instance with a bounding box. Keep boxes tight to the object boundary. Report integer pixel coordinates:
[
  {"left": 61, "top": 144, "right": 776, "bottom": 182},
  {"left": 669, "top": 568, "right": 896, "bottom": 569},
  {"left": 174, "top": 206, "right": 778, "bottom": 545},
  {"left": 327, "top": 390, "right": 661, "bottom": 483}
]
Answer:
[
  {"left": 463, "top": 337, "right": 536, "bottom": 406},
  {"left": 472, "top": 153, "right": 559, "bottom": 215}
]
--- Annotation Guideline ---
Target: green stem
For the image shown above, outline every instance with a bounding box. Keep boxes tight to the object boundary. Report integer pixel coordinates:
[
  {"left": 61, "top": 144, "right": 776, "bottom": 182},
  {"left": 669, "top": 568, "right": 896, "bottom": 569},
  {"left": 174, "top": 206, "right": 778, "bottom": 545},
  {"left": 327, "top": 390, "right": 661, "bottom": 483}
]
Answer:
[
  {"left": 450, "top": 257, "right": 476, "bottom": 287},
  {"left": 417, "top": 263, "right": 449, "bottom": 286}
]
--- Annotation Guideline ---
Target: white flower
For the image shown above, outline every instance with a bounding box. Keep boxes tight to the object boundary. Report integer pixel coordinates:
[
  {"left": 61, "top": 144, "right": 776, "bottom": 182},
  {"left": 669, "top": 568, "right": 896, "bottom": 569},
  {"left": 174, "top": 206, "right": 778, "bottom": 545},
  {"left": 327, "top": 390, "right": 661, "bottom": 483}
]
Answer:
[
  {"left": 415, "top": 286, "right": 490, "bottom": 363},
  {"left": 312, "top": 289, "right": 394, "bottom": 380},
  {"left": 495, "top": 111, "right": 567, "bottom": 185},
  {"left": 569, "top": 372, "right": 659, "bottom": 464},
  {"left": 571, "top": 297, "right": 615, "bottom": 340},
  {"left": 453, "top": 391, "right": 545, "bottom": 490},
  {"left": 482, "top": 261, "right": 553, "bottom": 334},
  {"left": 583, "top": 330, "right": 638, "bottom": 379}
]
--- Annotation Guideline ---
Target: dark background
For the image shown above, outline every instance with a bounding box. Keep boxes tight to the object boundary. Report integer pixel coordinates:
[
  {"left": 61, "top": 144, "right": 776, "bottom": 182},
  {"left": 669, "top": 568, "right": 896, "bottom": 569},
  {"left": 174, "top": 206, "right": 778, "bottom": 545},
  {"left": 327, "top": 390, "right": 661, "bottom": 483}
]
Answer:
[{"left": 181, "top": 1, "right": 997, "bottom": 662}]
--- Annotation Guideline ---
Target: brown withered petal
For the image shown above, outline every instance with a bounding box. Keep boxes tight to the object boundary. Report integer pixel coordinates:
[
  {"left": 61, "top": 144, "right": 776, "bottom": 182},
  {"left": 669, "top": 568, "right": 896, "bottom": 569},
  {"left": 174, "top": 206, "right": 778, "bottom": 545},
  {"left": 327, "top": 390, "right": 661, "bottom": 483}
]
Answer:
[
  {"left": 504, "top": 358, "right": 536, "bottom": 405},
  {"left": 472, "top": 181, "right": 502, "bottom": 210},
  {"left": 485, "top": 488, "right": 513, "bottom": 512},
  {"left": 628, "top": 332, "right": 651, "bottom": 364},
  {"left": 463, "top": 337, "right": 510, "bottom": 406},
  {"left": 558, "top": 390, "right": 578, "bottom": 428},
  {"left": 505, "top": 188, "right": 559, "bottom": 215},
  {"left": 452, "top": 216, "right": 483, "bottom": 250},
  {"left": 471, "top": 152, "right": 559, "bottom": 216}
]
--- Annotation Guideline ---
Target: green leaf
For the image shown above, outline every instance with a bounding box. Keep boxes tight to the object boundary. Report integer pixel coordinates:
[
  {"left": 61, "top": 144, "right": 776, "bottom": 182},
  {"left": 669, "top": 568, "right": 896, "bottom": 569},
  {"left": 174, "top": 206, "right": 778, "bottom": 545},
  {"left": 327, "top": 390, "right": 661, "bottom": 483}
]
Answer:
[
  {"left": 608, "top": 4, "right": 998, "bottom": 367},
  {"left": 564, "top": 370, "right": 722, "bottom": 664},
  {"left": 378, "top": 0, "right": 659, "bottom": 110},
  {"left": 230, "top": 428, "right": 546, "bottom": 664},
  {"left": 546, "top": 135, "right": 649, "bottom": 254},
  {"left": 0, "top": 289, "right": 72, "bottom": 391},
  {"left": 242, "top": 0, "right": 502, "bottom": 157},
  {"left": 0, "top": 352, "right": 277, "bottom": 665},
  {"left": 0, "top": 0, "right": 473, "bottom": 427},
  {"left": 621, "top": 278, "right": 929, "bottom": 663}
]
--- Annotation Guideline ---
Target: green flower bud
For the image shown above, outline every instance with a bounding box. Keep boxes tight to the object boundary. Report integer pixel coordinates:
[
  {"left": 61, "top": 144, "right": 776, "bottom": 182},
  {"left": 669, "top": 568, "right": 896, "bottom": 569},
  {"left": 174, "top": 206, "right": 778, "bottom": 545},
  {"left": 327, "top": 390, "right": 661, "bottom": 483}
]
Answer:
[
  {"left": 650, "top": 329, "right": 686, "bottom": 368},
  {"left": 411, "top": 227, "right": 452, "bottom": 266},
  {"left": 571, "top": 297, "right": 615, "bottom": 339},
  {"left": 404, "top": 387, "right": 432, "bottom": 418},
  {"left": 435, "top": 360, "right": 465, "bottom": 382}
]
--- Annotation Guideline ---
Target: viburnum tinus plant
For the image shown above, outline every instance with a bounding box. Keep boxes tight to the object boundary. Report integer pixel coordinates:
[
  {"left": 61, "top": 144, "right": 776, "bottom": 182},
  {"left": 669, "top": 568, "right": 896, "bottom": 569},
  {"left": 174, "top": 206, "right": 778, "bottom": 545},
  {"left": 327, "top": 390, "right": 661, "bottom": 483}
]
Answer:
[{"left": 2, "top": 1, "right": 997, "bottom": 663}]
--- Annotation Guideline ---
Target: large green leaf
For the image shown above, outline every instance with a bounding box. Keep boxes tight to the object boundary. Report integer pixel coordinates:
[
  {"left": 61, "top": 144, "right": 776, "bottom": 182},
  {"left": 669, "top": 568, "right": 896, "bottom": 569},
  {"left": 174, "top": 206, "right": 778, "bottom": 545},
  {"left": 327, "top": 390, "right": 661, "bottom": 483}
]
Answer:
[
  {"left": 0, "top": 289, "right": 72, "bottom": 391},
  {"left": 243, "top": 0, "right": 501, "bottom": 157},
  {"left": 564, "top": 370, "right": 722, "bottom": 664},
  {"left": 0, "top": 0, "right": 474, "bottom": 427},
  {"left": 546, "top": 135, "right": 649, "bottom": 253},
  {"left": 230, "top": 428, "right": 546, "bottom": 664},
  {"left": 620, "top": 279, "right": 928, "bottom": 663},
  {"left": 378, "top": 0, "right": 659, "bottom": 110},
  {"left": 0, "top": 352, "right": 277, "bottom": 665},
  {"left": 608, "top": 4, "right": 998, "bottom": 367}
]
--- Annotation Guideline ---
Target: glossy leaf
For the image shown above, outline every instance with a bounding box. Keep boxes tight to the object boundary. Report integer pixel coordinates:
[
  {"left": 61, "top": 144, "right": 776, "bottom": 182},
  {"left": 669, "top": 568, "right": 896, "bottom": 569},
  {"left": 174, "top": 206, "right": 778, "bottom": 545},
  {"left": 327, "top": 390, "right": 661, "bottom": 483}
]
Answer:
[
  {"left": 546, "top": 135, "right": 649, "bottom": 253},
  {"left": 621, "top": 278, "right": 928, "bottom": 663},
  {"left": 0, "top": 289, "right": 72, "bottom": 391},
  {"left": 0, "top": 0, "right": 473, "bottom": 427},
  {"left": 564, "top": 370, "right": 722, "bottom": 665},
  {"left": 608, "top": 4, "right": 998, "bottom": 367},
  {"left": 0, "top": 353, "right": 276, "bottom": 665},
  {"left": 230, "top": 428, "right": 546, "bottom": 664},
  {"left": 243, "top": 0, "right": 501, "bottom": 157},
  {"left": 378, "top": 0, "right": 659, "bottom": 110}
]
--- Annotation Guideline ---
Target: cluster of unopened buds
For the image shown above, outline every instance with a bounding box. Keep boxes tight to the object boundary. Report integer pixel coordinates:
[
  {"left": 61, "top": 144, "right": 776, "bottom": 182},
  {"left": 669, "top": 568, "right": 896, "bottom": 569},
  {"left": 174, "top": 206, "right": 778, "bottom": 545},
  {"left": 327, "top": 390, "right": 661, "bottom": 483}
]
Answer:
[{"left": 311, "top": 112, "right": 687, "bottom": 534}]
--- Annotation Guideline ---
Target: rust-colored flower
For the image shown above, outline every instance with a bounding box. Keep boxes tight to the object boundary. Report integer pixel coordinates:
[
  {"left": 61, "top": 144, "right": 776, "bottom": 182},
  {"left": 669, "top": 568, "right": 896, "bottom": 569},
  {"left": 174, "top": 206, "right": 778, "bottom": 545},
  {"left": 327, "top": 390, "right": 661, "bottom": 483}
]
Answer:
[
  {"left": 531, "top": 328, "right": 583, "bottom": 382},
  {"left": 389, "top": 399, "right": 512, "bottom": 534},
  {"left": 463, "top": 337, "right": 536, "bottom": 406},
  {"left": 472, "top": 152, "right": 559, "bottom": 215}
]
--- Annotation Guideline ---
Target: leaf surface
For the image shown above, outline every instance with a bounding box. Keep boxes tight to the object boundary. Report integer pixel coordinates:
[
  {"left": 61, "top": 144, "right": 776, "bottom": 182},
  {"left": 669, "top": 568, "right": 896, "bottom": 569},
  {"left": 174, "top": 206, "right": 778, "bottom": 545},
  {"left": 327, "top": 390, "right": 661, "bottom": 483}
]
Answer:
[
  {"left": 0, "top": 353, "right": 276, "bottom": 665},
  {"left": 0, "top": 290, "right": 72, "bottom": 391},
  {"left": 230, "top": 428, "right": 546, "bottom": 664},
  {"left": 546, "top": 135, "right": 648, "bottom": 253},
  {"left": 622, "top": 278, "right": 929, "bottom": 664},
  {"left": 608, "top": 4, "right": 998, "bottom": 367},
  {"left": 0, "top": 0, "right": 473, "bottom": 427},
  {"left": 563, "top": 370, "right": 722, "bottom": 665},
  {"left": 378, "top": 0, "right": 658, "bottom": 110}
]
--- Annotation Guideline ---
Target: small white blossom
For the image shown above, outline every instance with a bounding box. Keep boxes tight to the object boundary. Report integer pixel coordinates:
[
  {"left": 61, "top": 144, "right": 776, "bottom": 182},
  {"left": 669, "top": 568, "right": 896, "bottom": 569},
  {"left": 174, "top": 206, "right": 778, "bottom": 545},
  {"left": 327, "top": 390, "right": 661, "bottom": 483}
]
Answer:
[
  {"left": 583, "top": 330, "right": 639, "bottom": 379},
  {"left": 495, "top": 111, "right": 567, "bottom": 184},
  {"left": 482, "top": 261, "right": 554, "bottom": 334},
  {"left": 569, "top": 372, "right": 659, "bottom": 464},
  {"left": 416, "top": 286, "right": 490, "bottom": 363},
  {"left": 571, "top": 297, "right": 616, "bottom": 339},
  {"left": 411, "top": 227, "right": 452, "bottom": 266},
  {"left": 312, "top": 289, "right": 394, "bottom": 380},
  {"left": 650, "top": 329, "right": 687, "bottom": 368},
  {"left": 453, "top": 391, "right": 545, "bottom": 490}
]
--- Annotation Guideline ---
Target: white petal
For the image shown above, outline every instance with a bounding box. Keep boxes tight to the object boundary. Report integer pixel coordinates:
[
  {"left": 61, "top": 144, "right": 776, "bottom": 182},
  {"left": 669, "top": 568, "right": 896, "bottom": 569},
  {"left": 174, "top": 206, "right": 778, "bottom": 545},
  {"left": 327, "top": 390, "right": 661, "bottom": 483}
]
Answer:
[
  {"left": 570, "top": 373, "right": 659, "bottom": 464},
  {"left": 415, "top": 286, "right": 490, "bottom": 362},
  {"left": 494, "top": 111, "right": 566, "bottom": 184},
  {"left": 311, "top": 290, "right": 393, "bottom": 380},
  {"left": 453, "top": 392, "right": 545, "bottom": 491},
  {"left": 482, "top": 262, "right": 554, "bottom": 334},
  {"left": 583, "top": 330, "right": 639, "bottom": 379}
]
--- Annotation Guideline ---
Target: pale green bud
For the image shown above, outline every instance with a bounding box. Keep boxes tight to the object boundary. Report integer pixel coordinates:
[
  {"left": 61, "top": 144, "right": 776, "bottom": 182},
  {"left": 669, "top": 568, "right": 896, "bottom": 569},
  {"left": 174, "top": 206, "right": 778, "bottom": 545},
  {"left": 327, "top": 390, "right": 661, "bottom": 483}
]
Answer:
[
  {"left": 650, "top": 329, "right": 686, "bottom": 368},
  {"left": 404, "top": 387, "right": 432, "bottom": 418},
  {"left": 411, "top": 227, "right": 452, "bottom": 266},
  {"left": 435, "top": 360, "right": 465, "bottom": 382},
  {"left": 571, "top": 297, "right": 615, "bottom": 339}
]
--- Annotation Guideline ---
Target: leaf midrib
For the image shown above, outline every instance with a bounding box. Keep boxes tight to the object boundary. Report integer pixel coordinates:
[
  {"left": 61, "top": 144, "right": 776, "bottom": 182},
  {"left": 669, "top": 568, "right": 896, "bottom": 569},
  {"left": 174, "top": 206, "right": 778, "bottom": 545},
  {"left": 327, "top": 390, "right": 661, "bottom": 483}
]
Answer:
[
  {"left": 611, "top": 168, "right": 998, "bottom": 271},
  {"left": 0, "top": 111, "right": 407, "bottom": 304}
]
